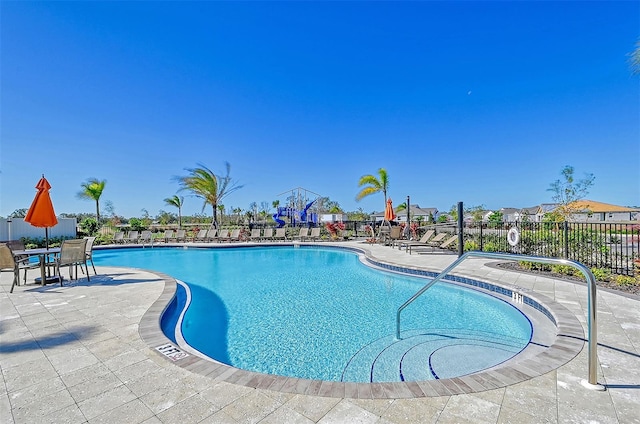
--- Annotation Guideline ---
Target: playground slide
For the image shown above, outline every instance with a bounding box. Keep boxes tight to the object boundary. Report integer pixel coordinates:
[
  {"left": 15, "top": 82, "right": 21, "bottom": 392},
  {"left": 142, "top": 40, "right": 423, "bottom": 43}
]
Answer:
[{"left": 273, "top": 214, "right": 286, "bottom": 228}]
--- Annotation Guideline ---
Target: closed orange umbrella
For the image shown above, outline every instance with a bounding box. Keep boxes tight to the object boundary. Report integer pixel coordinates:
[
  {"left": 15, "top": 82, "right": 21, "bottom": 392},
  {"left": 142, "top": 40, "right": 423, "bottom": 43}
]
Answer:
[
  {"left": 384, "top": 198, "right": 396, "bottom": 222},
  {"left": 25, "top": 175, "right": 58, "bottom": 248}
]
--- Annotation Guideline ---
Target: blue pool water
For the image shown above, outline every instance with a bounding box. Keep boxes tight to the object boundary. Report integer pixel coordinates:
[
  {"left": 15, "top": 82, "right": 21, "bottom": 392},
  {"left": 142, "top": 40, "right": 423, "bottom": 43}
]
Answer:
[{"left": 94, "top": 246, "right": 532, "bottom": 382}]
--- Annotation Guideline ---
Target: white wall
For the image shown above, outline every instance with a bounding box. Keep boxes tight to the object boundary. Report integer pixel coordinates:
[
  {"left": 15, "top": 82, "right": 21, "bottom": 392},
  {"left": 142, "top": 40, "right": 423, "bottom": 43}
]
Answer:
[{"left": 0, "top": 218, "right": 77, "bottom": 241}]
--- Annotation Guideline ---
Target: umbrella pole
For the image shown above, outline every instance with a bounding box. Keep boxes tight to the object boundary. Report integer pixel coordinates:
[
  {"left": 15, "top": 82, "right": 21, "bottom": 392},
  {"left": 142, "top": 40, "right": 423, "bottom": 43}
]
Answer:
[{"left": 45, "top": 227, "right": 49, "bottom": 250}]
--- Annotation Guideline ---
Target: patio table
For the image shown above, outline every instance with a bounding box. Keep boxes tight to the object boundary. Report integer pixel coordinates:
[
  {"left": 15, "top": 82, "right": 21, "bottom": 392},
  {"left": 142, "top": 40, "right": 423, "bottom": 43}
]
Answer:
[{"left": 12, "top": 247, "right": 61, "bottom": 285}]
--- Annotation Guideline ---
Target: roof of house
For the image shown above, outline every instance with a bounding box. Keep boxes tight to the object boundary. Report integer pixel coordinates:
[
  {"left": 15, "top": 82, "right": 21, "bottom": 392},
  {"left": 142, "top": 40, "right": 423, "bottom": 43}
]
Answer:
[{"left": 567, "top": 200, "right": 639, "bottom": 213}]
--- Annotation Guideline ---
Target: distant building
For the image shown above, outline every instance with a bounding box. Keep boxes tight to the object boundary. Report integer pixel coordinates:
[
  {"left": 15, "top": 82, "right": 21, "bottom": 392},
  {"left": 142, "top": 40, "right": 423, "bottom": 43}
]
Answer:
[
  {"left": 563, "top": 200, "right": 639, "bottom": 222},
  {"left": 370, "top": 204, "right": 438, "bottom": 223}
]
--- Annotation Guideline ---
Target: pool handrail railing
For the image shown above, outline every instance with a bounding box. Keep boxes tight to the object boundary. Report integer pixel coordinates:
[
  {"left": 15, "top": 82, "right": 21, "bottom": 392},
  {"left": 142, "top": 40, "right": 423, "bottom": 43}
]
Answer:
[{"left": 395, "top": 251, "right": 604, "bottom": 391}]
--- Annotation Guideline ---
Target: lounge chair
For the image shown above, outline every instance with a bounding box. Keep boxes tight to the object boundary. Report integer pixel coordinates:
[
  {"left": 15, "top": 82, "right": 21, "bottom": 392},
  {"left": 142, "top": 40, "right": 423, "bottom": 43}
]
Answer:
[
  {"left": 83, "top": 236, "right": 97, "bottom": 275},
  {"left": 164, "top": 229, "right": 175, "bottom": 243},
  {"left": 273, "top": 228, "right": 287, "bottom": 241},
  {"left": 139, "top": 230, "right": 153, "bottom": 246},
  {"left": 249, "top": 228, "right": 262, "bottom": 242},
  {"left": 216, "top": 229, "right": 230, "bottom": 242},
  {"left": 220, "top": 228, "right": 242, "bottom": 242},
  {"left": 308, "top": 227, "right": 321, "bottom": 242},
  {"left": 409, "top": 234, "right": 458, "bottom": 255},
  {"left": 293, "top": 227, "right": 309, "bottom": 241},
  {"left": 193, "top": 229, "right": 208, "bottom": 242},
  {"left": 206, "top": 229, "right": 217, "bottom": 242},
  {"left": 113, "top": 231, "right": 125, "bottom": 244},
  {"left": 51, "top": 239, "right": 90, "bottom": 284},
  {"left": 125, "top": 230, "right": 139, "bottom": 244},
  {"left": 175, "top": 229, "right": 187, "bottom": 242},
  {"left": 398, "top": 230, "right": 434, "bottom": 251},
  {"left": 262, "top": 228, "right": 274, "bottom": 241},
  {"left": 2, "top": 243, "right": 34, "bottom": 293}
]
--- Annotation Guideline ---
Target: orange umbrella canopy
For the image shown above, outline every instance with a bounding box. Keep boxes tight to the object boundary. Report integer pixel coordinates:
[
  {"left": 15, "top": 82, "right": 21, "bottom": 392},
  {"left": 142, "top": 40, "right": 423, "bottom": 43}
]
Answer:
[
  {"left": 25, "top": 175, "right": 58, "bottom": 228},
  {"left": 384, "top": 198, "right": 396, "bottom": 222}
]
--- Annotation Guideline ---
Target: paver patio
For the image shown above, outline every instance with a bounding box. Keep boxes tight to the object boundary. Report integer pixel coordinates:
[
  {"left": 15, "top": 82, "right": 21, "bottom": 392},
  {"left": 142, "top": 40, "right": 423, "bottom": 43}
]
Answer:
[{"left": 1, "top": 241, "right": 638, "bottom": 423}]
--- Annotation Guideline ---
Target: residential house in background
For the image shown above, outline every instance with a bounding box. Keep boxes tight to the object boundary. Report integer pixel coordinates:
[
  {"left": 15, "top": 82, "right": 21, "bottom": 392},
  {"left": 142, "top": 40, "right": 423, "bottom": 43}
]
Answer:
[
  {"left": 564, "top": 200, "right": 639, "bottom": 222},
  {"left": 371, "top": 205, "right": 438, "bottom": 223}
]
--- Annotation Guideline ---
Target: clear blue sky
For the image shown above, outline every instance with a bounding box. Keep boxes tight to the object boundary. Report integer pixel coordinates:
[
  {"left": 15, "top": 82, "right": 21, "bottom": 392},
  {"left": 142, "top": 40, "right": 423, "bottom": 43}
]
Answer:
[{"left": 1, "top": 1, "right": 639, "bottom": 219}]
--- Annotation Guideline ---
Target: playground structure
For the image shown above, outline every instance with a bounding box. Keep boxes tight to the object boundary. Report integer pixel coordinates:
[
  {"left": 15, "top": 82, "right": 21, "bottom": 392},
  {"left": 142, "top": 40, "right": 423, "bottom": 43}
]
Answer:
[{"left": 273, "top": 187, "right": 321, "bottom": 228}]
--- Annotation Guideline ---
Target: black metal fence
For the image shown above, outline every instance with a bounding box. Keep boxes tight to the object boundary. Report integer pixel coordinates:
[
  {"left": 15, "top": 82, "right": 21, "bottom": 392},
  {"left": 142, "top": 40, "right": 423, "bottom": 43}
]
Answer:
[{"left": 460, "top": 221, "right": 640, "bottom": 276}]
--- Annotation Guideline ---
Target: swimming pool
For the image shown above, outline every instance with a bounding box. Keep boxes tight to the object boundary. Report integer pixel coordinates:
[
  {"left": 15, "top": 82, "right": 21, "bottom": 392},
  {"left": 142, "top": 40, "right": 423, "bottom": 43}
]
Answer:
[{"left": 94, "top": 246, "right": 533, "bottom": 382}]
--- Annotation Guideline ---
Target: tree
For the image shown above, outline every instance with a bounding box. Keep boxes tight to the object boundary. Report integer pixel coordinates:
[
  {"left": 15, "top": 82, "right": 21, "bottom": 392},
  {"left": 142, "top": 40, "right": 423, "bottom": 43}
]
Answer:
[
  {"left": 272, "top": 200, "right": 280, "bottom": 211},
  {"left": 356, "top": 168, "right": 389, "bottom": 208},
  {"left": 547, "top": 165, "right": 595, "bottom": 220},
  {"left": 9, "top": 209, "right": 27, "bottom": 218},
  {"left": 77, "top": 178, "right": 106, "bottom": 223},
  {"left": 164, "top": 195, "right": 184, "bottom": 228},
  {"left": 175, "top": 162, "right": 243, "bottom": 227},
  {"left": 218, "top": 204, "right": 225, "bottom": 225},
  {"left": 488, "top": 211, "right": 504, "bottom": 226}
]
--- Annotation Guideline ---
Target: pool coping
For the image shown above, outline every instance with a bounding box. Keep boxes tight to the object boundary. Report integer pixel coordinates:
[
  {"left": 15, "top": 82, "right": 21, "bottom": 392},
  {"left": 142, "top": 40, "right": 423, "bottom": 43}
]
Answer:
[{"left": 136, "top": 243, "right": 585, "bottom": 399}]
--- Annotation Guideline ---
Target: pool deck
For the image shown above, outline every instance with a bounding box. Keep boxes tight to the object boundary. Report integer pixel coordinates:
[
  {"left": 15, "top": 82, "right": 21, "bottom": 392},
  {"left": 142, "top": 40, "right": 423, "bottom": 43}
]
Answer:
[{"left": 1, "top": 241, "right": 639, "bottom": 423}]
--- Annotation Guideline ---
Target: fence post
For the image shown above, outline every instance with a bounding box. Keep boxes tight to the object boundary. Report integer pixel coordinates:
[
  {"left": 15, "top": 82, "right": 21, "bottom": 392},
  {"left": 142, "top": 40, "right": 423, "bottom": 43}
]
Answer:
[
  {"left": 564, "top": 221, "right": 569, "bottom": 259},
  {"left": 457, "top": 202, "right": 464, "bottom": 257}
]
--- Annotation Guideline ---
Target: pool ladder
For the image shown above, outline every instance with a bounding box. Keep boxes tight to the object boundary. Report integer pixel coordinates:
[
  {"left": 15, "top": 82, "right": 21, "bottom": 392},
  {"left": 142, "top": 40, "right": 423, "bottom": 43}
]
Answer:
[{"left": 395, "top": 251, "right": 604, "bottom": 390}]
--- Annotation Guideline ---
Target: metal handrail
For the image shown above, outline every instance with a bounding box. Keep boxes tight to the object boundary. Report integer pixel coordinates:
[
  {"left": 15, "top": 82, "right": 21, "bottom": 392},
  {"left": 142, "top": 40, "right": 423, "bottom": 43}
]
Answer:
[{"left": 395, "top": 251, "right": 603, "bottom": 389}]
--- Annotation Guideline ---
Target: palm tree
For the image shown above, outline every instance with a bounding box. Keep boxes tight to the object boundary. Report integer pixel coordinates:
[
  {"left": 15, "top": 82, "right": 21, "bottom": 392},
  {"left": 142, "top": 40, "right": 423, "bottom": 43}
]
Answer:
[
  {"left": 164, "top": 195, "right": 184, "bottom": 228},
  {"left": 356, "top": 168, "right": 389, "bottom": 206},
  {"left": 218, "top": 204, "right": 225, "bottom": 225},
  {"left": 77, "top": 178, "right": 106, "bottom": 223},
  {"left": 175, "top": 162, "right": 243, "bottom": 227}
]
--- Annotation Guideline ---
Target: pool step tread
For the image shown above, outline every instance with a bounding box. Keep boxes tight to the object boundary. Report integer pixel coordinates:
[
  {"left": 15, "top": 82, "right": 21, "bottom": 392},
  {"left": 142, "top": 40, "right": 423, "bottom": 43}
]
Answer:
[{"left": 341, "top": 328, "right": 527, "bottom": 383}]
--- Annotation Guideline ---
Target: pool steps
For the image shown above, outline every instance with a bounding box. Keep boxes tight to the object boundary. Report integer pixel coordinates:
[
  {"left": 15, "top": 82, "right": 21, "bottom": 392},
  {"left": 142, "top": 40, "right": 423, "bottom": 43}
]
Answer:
[{"left": 341, "top": 328, "right": 525, "bottom": 383}]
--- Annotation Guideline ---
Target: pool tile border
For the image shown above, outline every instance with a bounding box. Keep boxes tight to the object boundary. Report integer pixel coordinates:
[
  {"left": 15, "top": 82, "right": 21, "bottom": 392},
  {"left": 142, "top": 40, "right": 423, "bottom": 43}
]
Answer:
[{"left": 137, "top": 243, "right": 585, "bottom": 399}]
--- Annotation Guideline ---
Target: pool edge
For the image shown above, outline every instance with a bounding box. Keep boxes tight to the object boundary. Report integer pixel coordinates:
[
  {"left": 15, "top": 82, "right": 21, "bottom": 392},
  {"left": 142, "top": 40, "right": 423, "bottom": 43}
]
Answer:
[{"left": 136, "top": 243, "right": 585, "bottom": 399}]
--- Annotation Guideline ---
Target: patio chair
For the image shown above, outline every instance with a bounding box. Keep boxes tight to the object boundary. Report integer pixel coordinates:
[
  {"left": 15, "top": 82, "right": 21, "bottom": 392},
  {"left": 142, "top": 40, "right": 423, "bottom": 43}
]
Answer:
[
  {"left": 125, "top": 230, "right": 139, "bottom": 244},
  {"left": 398, "top": 229, "right": 434, "bottom": 252},
  {"left": 206, "top": 229, "right": 217, "bottom": 242},
  {"left": 408, "top": 234, "right": 458, "bottom": 255},
  {"left": 164, "top": 229, "right": 175, "bottom": 243},
  {"left": 226, "top": 228, "right": 242, "bottom": 242},
  {"left": 216, "top": 229, "right": 230, "bottom": 242},
  {"left": 113, "top": 231, "right": 125, "bottom": 244},
  {"left": 293, "top": 227, "right": 309, "bottom": 241},
  {"left": 2, "top": 243, "right": 34, "bottom": 293},
  {"left": 5, "top": 240, "right": 40, "bottom": 284},
  {"left": 139, "top": 230, "right": 153, "bottom": 245},
  {"left": 193, "top": 229, "right": 208, "bottom": 242},
  {"left": 262, "top": 228, "right": 274, "bottom": 241},
  {"left": 249, "top": 228, "right": 262, "bottom": 242},
  {"left": 175, "top": 229, "right": 187, "bottom": 242},
  {"left": 386, "top": 226, "right": 403, "bottom": 247},
  {"left": 83, "top": 236, "right": 97, "bottom": 275},
  {"left": 51, "top": 239, "right": 90, "bottom": 285},
  {"left": 308, "top": 227, "right": 321, "bottom": 242},
  {"left": 273, "top": 227, "right": 287, "bottom": 241}
]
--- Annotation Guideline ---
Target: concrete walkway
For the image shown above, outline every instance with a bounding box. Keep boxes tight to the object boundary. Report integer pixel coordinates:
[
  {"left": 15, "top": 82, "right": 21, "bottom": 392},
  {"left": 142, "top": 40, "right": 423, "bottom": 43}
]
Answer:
[{"left": 1, "top": 241, "right": 639, "bottom": 423}]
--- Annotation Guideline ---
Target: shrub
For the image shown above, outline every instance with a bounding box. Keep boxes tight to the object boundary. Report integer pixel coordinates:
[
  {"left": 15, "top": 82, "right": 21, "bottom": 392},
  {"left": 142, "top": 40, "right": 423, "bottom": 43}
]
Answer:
[
  {"left": 614, "top": 275, "right": 639, "bottom": 286},
  {"left": 590, "top": 268, "right": 611, "bottom": 282},
  {"left": 464, "top": 240, "right": 479, "bottom": 251},
  {"left": 551, "top": 264, "right": 580, "bottom": 277},
  {"left": 128, "top": 218, "right": 146, "bottom": 232},
  {"left": 79, "top": 218, "right": 99, "bottom": 236}
]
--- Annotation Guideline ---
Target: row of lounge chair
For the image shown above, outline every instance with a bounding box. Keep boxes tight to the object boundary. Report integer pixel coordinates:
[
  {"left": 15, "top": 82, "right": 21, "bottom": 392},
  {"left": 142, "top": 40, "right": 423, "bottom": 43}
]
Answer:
[
  {"left": 111, "top": 227, "right": 326, "bottom": 245},
  {"left": 396, "top": 230, "right": 458, "bottom": 254}
]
